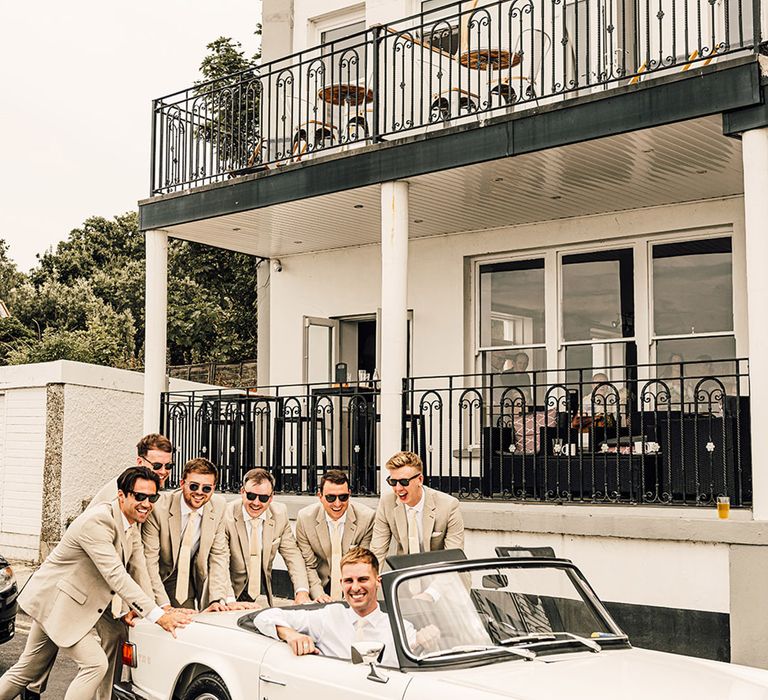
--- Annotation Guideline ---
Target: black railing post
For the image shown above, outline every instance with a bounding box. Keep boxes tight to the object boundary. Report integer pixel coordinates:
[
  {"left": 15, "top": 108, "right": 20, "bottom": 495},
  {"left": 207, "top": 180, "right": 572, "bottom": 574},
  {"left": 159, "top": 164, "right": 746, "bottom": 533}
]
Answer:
[
  {"left": 371, "top": 24, "right": 383, "bottom": 143},
  {"left": 150, "top": 99, "right": 158, "bottom": 196}
]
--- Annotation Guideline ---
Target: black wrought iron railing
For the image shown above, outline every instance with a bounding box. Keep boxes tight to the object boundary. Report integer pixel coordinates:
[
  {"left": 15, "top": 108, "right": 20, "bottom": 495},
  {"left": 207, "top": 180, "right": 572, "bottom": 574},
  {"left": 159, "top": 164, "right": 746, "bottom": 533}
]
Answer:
[
  {"left": 403, "top": 358, "right": 751, "bottom": 505},
  {"left": 161, "top": 380, "right": 380, "bottom": 494},
  {"left": 151, "top": 0, "right": 762, "bottom": 194}
]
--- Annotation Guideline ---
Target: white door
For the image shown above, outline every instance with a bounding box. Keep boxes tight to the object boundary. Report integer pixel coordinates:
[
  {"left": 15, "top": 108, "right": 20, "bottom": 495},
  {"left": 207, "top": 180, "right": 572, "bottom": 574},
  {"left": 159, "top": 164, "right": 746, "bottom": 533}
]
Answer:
[{"left": 304, "top": 316, "right": 340, "bottom": 384}]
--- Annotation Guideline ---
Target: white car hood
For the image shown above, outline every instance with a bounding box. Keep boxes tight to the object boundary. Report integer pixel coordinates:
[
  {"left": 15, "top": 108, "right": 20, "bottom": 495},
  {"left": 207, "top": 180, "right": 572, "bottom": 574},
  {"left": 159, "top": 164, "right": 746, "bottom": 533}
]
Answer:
[
  {"left": 191, "top": 611, "right": 252, "bottom": 632},
  {"left": 429, "top": 647, "right": 768, "bottom": 699}
]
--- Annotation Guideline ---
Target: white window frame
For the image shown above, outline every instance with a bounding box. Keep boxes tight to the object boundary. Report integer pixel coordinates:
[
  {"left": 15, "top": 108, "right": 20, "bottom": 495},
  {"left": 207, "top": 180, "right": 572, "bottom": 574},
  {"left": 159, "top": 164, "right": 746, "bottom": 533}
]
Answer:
[{"left": 309, "top": 5, "right": 367, "bottom": 47}]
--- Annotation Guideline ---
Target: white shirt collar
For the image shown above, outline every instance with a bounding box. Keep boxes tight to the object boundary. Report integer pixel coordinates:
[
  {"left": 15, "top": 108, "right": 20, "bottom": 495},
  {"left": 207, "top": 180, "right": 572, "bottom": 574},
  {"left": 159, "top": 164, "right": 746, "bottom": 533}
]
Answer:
[
  {"left": 345, "top": 603, "right": 383, "bottom": 624},
  {"left": 120, "top": 512, "right": 132, "bottom": 533},
  {"left": 242, "top": 505, "right": 267, "bottom": 524},
  {"left": 406, "top": 488, "right": 426, "bottom": 515},
  {"left": 325, "top": 511, "right": 347, "bottom": 527}
]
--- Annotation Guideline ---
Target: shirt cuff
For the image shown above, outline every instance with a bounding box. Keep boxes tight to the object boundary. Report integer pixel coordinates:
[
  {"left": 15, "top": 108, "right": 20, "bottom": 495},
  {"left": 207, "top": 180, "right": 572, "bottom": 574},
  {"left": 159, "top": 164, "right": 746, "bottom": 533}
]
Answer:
[
  {"left": 295, "top": 588, "right": 309, "bottom": 594},
  {"left": 146, "top": 606, "right": 165, "bottom": 624},
  {"left": 226, "top": 597, "right": 237, "bottom": 604}
]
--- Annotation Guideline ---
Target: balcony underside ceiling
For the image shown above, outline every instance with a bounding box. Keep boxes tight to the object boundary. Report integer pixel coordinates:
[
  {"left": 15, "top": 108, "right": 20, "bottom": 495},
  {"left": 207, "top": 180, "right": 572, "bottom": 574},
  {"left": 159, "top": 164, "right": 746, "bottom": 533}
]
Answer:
[{"left": 160, "top": 115, "right": 744, "bottom": 258}]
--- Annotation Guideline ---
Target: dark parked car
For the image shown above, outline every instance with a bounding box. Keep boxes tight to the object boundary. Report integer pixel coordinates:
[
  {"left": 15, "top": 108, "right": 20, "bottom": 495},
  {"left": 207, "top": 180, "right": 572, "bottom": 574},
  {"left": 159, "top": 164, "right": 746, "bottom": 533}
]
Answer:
[{"left": 0, "top": 554, "right": 18, "bottom": 643}]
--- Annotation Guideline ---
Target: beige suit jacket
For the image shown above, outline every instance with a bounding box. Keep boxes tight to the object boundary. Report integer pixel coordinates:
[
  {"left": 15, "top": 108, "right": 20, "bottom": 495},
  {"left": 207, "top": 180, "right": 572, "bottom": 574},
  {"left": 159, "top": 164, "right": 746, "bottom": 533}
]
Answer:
[
  {"left": 89, "top": 478, "right": 119, "bottom": 509},
  {"left": 370, "top": 486, "right": 465, "bottom": 563},
  {"left": 295, "top": 501, "right": 375, "bottom": 599},
  {"left": 18, "top": 501, "right": 156, "bottom": 648},
  {"left": 141, "top": 490, "right": 230, "bottom": 608},
  {"left": 223, "top": 499, "right": 309, "bottom": 605}
]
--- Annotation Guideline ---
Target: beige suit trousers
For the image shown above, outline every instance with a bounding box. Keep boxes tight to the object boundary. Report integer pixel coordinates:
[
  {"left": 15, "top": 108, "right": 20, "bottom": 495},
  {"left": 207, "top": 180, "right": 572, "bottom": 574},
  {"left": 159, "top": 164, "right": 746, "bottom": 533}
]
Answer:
[
  {"left": 0, "top": 621, "right": 108, "bottom": 700},
  {"left": 95, "top": 612, "right": 129, "bottom": 700}
]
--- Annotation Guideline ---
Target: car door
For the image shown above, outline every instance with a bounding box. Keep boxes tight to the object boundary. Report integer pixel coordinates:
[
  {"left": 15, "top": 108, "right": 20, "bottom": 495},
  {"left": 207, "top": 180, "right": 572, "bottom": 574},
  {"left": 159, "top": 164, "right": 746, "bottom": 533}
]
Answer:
[{"left": 258, "top": 643, "right": 411, "bottom": 700}]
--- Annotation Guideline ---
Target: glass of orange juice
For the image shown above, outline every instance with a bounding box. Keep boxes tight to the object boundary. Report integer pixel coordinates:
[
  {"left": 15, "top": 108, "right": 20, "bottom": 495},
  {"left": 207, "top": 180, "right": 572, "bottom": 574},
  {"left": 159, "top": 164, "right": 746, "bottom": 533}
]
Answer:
[{"left": 717, "top": 496, "right": 730, "bottom": 519}]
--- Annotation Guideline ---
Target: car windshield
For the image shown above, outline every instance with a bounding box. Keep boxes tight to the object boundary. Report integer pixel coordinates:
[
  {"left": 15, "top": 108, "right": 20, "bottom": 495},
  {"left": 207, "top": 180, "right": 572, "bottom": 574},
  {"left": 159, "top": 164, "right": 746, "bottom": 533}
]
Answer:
[{"left": 394, "top": 564, "right": 619, "bottom": 662}]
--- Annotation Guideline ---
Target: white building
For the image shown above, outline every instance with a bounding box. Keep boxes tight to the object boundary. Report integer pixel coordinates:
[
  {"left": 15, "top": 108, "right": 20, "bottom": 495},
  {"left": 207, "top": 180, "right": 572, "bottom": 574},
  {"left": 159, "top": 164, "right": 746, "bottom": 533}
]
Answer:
[{"left": 140, "top": 0, "right": 768, "bottom": 667}]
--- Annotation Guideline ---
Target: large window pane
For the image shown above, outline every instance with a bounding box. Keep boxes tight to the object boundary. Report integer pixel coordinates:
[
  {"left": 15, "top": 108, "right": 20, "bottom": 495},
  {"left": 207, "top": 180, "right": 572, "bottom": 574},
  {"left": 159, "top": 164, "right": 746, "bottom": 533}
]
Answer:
[
  {"left": 562, "top": 250, "right": 634, "bottom": 342},
  {"left": 479, "top": 260, "right": 545, "bottom": 347},
  {"left": 485, "top": 348, "right": 548, "bottom": 406},
  {"left": 652, "top": 238, "right": 733, "bottom": 336},
  {"left": 656, "top": 336, "right": 739, "bottom": 398}
]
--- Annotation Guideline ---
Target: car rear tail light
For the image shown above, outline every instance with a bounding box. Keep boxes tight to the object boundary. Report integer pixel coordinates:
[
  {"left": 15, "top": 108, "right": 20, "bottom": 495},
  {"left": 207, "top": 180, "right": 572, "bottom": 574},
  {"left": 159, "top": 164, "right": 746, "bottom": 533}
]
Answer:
[{"left": 122, "top": 642, "right": 138, "bottom": 668}]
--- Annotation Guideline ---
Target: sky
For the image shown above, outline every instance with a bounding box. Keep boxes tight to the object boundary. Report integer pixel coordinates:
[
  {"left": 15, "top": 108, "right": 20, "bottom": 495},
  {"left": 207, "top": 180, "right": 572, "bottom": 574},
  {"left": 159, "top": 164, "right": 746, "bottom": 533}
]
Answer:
[{"left": 0, "top": 0, "right": 262, "bottom": 272}]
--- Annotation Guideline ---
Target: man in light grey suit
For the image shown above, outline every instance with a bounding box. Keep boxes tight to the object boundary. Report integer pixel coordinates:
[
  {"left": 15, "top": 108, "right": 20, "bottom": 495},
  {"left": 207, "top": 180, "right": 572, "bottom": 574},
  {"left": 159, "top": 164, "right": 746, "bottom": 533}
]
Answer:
[
  {"left": 223, "top": 468, "right": 310, "bottom": 607},
  {"left": 0, "top": 467, "right": 189, "bottom": 700},
  {"left": 295, "top": 469, "right": 375, "bottom": 601},
  {"left": 370, "top": 451, "right": 464, "bottom": 564},
  {"left": 142, "top": 458, "right": 230, "bottom": 611}
]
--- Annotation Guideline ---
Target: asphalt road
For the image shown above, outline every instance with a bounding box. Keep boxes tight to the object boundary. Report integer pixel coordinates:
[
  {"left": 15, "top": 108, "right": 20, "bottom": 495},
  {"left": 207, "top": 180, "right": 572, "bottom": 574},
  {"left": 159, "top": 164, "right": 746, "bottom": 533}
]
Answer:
[{"left": 0, "top": 620, "right": 77, "bottom": 698}]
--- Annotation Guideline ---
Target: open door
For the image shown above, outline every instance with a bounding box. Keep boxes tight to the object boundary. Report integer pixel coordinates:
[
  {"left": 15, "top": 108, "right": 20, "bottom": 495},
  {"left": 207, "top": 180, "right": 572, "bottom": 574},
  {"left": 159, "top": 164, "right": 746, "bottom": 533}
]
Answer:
[{"left": 303, "top": 316, "right": 340, "bottom": 384}]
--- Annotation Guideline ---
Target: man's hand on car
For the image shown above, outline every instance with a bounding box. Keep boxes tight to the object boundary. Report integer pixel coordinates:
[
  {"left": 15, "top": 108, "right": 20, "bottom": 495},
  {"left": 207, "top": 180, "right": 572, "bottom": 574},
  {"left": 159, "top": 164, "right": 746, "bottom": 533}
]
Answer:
[
  {"left": 156, "top": 610, "right": 193, "bottom": 638},
  {"left": 278, "top": 627, "right": 319, "bottom": 656}
]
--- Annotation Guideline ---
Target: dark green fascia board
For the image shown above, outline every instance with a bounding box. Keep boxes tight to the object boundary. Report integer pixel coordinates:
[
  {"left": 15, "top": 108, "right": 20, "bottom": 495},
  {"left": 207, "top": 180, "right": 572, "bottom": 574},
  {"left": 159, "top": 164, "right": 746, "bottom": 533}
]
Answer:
[
  {"left": 723, "top": 82, "right": 768, "bottom": 137},
  {"left": 140, "top": 58, "right": 762, "bottom": 232}
]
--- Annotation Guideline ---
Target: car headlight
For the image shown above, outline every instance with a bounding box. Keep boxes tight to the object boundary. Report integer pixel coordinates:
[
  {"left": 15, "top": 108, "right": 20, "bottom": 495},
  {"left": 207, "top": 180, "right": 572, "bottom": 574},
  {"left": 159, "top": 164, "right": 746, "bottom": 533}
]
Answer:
[{"left": 0, "top": 565, "right": 15, "bottom": 592}]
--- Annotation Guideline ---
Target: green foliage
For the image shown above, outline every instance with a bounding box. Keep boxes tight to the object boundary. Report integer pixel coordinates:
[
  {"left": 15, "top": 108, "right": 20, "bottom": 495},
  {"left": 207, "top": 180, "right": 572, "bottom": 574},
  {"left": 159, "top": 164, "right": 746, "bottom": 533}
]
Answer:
[
  {"left": 195, "top": 30, "right": 263, "bottom": 169},
  {"left": 0, "top": 211, "right": 260, "bottom": 369}
]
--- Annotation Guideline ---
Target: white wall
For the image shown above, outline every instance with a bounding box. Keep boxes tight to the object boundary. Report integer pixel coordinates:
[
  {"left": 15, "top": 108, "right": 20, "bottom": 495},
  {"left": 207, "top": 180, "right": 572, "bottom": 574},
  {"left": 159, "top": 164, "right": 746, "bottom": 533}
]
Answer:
[
  {"left": 0, "top": 388, "right": 46, "bottom": 560},
  {"left": 269, "top": 196, "right": 747, "bottom": 383}
]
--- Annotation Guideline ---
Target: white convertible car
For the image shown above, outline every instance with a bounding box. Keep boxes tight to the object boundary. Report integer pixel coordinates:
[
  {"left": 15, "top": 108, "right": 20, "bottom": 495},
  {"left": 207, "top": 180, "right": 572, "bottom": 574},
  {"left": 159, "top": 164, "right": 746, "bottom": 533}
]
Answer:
[{"left": 116, "top": 553, "right": 768, "bottom": 700}]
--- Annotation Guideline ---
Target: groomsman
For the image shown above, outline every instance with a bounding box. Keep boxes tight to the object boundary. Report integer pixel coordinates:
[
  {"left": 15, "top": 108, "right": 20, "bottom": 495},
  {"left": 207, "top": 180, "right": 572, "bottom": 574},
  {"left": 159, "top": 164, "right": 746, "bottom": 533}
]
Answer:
[
  {"left": 0, "top": 467, "right": 189, "bottom": 700},
  {"left": 370, "top": 451, "right": 464, "bottom": 563},
  {"left": 223, "top": 468, "right": 310, "bottom": 606},
  {"left": 295, "top": 470, "right": 375, "bottom": 601},
  {"left": 142, "top": 458, "right": 230, "bottom": 610}
]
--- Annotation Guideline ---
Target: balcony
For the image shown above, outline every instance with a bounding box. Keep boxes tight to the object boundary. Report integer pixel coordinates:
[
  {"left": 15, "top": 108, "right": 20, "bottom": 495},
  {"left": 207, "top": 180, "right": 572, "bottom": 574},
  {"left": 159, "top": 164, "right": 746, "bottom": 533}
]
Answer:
[
  {"left": 150, "top": 0, "right": 762, "bottom": 196},
  {"left": 162, "top": 358, "right": 751, "bottom": 507}
]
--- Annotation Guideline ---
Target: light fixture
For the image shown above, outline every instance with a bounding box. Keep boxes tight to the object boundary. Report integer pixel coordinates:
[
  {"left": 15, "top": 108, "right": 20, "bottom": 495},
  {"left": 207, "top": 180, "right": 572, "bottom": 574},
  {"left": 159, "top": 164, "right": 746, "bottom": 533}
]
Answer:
[
  {"left": 414, "top": 219, "right": 424, "bottom": 224},
  {"left": 232, "top": 227, "right": 241, "bottom": 232},
  {"left": 354, "top": 204, "right": 364, "bottom": 209}
]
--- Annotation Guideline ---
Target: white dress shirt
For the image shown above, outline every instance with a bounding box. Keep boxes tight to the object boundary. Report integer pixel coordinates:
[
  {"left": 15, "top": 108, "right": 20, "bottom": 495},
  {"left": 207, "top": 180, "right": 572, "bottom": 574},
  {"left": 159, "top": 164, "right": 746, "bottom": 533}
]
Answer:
[
  {"left": 326, "top": 511, "right": 346, "bottom": 540},
  {"left": 120, "top": 512, "right": 164, "bottom": 623},
  {"left": 405, "top": 490, "right": 426, "bottom": 544},
  {"left": 180, "top": 497, "right": 204, "bottom": 553},
  {"left": 255, "top": 602, "right": 414, "bottom": 668}
]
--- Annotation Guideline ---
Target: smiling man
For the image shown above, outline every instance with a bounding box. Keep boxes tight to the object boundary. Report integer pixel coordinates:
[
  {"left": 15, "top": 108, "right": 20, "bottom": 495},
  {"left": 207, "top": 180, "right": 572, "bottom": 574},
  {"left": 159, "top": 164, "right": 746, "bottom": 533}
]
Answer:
[
  {"left": 142, "top": 458, "right": 230, "bottom": 611},
  {"left": 295, "top": 470, "right": 375, "bottom": 602},
  {"left": 223, "top": 468, "right": 310, "bottom": 607},
  {"left": 0, "top": 467, "right": 189, "bottom": 700},
  {"left": 254, "top": 547, "right": 405, "bottom": 666},
  {"left": 370, "top": 451, "right": 464, "bottom": 564}
]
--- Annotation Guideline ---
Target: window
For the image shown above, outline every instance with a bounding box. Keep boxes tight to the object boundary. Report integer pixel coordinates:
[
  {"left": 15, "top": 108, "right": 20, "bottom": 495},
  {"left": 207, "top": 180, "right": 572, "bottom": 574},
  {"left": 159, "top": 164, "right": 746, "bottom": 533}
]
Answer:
[
  {"left": 320, "top": 20, "right": 367, "bottom": 46},
  {"left": 561, "top": 249, "right": 636, "bottom": 384}
]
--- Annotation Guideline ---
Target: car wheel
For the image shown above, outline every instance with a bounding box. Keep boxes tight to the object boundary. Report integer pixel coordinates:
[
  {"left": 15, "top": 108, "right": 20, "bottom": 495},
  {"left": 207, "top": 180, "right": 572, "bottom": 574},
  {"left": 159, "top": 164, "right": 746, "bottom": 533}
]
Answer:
[{"left": 182, "top": 672, "right": 231, "bottom": 700}]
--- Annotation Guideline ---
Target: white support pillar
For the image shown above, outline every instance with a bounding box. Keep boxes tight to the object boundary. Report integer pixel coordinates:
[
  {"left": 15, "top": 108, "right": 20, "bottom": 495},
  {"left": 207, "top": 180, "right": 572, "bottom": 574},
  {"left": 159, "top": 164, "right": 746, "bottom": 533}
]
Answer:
[
  {"left": 257, "top": 259, "right": 271, "bottom": 387},
  {"left": 379, "top": 181, "right": 409, "bottom": 491},
  {"left": 743, "top": 127, "right": 768, "bottom": 519},
  {"left": 144, "top": 229, "right": 169, "bottom": 435}
]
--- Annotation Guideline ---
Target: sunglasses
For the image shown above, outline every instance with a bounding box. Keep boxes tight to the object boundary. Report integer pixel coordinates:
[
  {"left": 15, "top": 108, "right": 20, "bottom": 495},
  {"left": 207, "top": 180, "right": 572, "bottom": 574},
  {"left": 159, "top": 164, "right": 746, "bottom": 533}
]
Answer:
[
  {"left": 386, "top": 474, "right": 421, "bottom": 488},
  {"left": 130, "top": 491, "right": 160, "bottom": 503},
  {"left": 188, "top": 483, "right": 213, "bottom": 493},
  {"left": 145, "top": 460, "right": 174, "bottom": 472},
  {"left": 324, "top": 493, "right": 350, "bottom": 503},
  {"left": 244, "top": 492, "right": 272, "bottom": 503}
]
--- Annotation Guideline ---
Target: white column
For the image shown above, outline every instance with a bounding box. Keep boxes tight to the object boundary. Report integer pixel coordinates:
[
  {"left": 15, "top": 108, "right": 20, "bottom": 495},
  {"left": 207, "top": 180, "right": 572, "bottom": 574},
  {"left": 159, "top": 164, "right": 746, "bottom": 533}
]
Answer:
[
  {"left": 743, "top": 127, "right": 768, "bottom": 519},
  {"left": 144, "top": 229, "right": 169, "bottom": 435},
  {"left": 257, "top": 259, "right": 271, "bottom": 387},
  {"left": 379, "top": 181, "right": 409, "bottom": 491}
]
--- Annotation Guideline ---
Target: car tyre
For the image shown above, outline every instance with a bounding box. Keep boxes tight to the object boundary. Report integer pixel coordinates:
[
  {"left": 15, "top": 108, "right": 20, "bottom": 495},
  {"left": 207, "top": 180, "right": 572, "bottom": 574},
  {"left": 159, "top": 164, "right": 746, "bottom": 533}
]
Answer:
[{"left": 182, "top": 672, "right": 231, "bottom": 700}]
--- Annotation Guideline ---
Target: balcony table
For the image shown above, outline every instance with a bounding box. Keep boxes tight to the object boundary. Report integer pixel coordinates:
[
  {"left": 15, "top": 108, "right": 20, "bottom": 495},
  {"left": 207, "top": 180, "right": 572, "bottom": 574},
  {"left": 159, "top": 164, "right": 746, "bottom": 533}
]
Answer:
[{"left": 459, "top": 48, "right": 521, "bottom": 70}]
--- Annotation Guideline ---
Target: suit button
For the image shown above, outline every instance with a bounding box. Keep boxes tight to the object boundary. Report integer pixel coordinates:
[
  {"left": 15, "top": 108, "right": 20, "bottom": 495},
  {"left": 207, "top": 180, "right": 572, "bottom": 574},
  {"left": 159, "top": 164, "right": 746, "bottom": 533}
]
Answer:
[
  {"left": 97, "top": 608, "right": 103, "bottom": 613},
  {"left": 110, "top": 591, "right": 115, "bottom": 595}
]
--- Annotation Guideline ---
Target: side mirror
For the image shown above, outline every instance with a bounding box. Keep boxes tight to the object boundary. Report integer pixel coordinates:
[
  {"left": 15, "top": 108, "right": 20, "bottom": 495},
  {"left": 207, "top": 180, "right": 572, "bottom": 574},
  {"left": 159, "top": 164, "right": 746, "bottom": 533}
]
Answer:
[{"left": 351, "top": 642, "right": 388, "bottom": 684}]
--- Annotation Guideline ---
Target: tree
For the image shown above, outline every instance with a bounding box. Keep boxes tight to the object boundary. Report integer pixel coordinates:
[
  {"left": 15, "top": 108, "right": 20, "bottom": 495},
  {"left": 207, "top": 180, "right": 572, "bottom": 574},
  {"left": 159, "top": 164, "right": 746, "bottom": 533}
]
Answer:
[{"left": 195, "top": 30, "right": 263, "bottom": 171}]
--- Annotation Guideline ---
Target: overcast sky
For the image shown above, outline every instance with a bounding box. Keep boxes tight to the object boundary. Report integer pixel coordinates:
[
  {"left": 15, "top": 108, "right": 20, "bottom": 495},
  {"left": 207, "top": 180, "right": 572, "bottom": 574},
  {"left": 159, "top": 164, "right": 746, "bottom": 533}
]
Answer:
[{"left": 0, "top": 0, "right": 262, "bottom": 271}]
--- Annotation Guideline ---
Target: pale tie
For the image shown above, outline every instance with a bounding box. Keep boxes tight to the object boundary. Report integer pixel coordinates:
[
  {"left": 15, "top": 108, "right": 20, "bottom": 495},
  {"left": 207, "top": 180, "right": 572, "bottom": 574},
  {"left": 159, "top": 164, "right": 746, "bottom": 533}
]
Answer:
[
  {"left": 111, "top": 525, "right": 135, "bottom": 618},
  {"left": 247, "top": 517, "right": 262, "bottom": 600},
  {"left": 329, "top": 520, "right": 342, "bottom": 601},
  {"left": 175, "top": 510, "right": 200, "bottom": 604},
  {"left": 407, "top": 508, "right": 421, "bottom": 554},
  {"left": 354, "top": 617, "right": 369, "bottom": 641}
]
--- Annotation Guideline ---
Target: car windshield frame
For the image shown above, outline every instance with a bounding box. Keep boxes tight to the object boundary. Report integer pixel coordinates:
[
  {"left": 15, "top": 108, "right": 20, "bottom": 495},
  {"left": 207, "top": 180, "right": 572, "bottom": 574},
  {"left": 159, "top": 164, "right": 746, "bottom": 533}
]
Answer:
[{"left": 381, "top": 557, "right": 628, "bottom": 670}]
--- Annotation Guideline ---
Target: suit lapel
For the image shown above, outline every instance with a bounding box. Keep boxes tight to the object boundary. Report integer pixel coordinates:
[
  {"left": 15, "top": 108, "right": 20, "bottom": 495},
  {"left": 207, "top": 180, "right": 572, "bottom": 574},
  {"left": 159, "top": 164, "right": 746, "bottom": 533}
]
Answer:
[
  {"left": 393, "top": 498, "right": 408, "bottom": 553},
  {"left": 234, "top": 504, "right": 250, "bottom": 566},
  {"left": 169, "top": 492, "right": 182, "bottom": 568},
  {"left": 422, "top": 488, "right": 437, "bottom": 551},
  {"left": 199, "top": 500, "right": 215, "bottom": 560},
  {"left": 111, "top": 500, "right": 127, "bottom": 563},
  {"left": 315, "top": 505, "right": 332, "bottom": 560},
  {"left": 261, "top": 507, "right": 276, "bottom": 575},
  {"left": 341, "top": 503, "right": 358, "bottom": 550}
]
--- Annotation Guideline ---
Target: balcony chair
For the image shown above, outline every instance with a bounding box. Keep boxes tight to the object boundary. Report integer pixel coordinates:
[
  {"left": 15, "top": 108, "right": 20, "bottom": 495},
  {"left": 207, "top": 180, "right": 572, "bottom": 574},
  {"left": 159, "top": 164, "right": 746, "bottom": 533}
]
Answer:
[
  {"left": 291, "top": 120, "right": 339, "bottom": 161},
  {"left": 430, "top": 87, "right": 479, "bottom": 122}
]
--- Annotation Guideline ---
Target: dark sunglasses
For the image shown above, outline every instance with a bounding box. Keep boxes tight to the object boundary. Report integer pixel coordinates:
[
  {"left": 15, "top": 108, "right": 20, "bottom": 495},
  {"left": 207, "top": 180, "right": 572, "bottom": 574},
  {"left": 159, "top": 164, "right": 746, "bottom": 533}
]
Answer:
[
  {"left": 324, "top": 493, "right": 350, "bottom": 503},
  {"left": 130, "top": 491, "right": 160, "bottom": 503},
  {"left": 245, "top": 492, "right": 272, "bottom": 503},
  {"left": 188, "top": 483, "right": 213, "bottom": 493},
  {"left": 386, "top": 474, "right": 421, "bottom": 488},
  {"left": 145, "top": 461, "right": 174, "bottom": 472}
]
